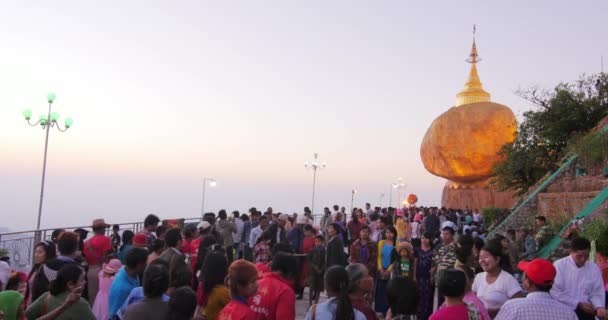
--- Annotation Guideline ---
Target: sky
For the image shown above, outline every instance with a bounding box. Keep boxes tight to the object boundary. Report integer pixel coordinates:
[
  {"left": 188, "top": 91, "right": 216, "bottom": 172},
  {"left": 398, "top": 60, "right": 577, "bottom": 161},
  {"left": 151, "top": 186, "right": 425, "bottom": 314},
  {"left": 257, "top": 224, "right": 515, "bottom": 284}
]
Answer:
[{"left": 1, "top": 1, "right": 607, "bottom": 232}]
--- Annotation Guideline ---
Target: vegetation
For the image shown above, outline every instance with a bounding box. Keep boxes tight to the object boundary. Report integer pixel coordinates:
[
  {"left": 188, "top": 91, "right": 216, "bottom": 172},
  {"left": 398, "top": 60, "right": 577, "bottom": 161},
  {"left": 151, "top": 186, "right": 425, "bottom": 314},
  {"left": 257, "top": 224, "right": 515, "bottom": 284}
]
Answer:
[
  {"left": 571, "top": 130, "right": 608, "bottom": 165},
  {"left": 0, "top": 248, "right": 7, "bottom": 257},
  {"left": 491, "top": 73, "right": 608, "bottom": 196},
  {"left": 481, "top": 207, "right": 509, "bottom": 228}
]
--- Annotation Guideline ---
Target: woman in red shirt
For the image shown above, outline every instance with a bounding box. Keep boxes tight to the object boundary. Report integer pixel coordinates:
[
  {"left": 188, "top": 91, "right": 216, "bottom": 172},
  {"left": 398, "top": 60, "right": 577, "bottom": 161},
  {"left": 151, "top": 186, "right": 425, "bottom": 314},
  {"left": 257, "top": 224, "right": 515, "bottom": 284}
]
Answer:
[{"left": 218, "top": 259, "right": 259, "bottom": 320}]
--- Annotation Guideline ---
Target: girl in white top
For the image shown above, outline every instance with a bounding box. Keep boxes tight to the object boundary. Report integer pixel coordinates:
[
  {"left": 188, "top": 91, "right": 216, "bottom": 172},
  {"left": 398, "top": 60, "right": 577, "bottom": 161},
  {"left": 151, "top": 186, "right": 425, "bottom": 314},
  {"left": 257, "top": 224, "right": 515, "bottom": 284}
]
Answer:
[{"left": 472, "top": 239, "right": 522, "bottom": 318}]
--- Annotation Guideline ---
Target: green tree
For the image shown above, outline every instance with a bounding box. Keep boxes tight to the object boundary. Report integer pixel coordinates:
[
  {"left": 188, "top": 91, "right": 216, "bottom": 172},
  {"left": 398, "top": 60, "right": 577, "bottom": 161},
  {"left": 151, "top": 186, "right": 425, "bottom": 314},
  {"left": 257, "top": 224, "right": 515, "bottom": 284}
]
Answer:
[{"left": 491, "top": 73, "right": 608, "bottom": 196}]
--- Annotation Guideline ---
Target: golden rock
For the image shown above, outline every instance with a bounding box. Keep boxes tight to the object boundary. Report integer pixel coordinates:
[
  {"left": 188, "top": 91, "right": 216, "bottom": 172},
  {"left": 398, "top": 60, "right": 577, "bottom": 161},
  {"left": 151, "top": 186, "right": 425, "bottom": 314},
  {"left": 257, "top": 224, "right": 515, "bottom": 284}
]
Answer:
[{"left": 420, "top": 102, "right": 517, "bottom": 183}]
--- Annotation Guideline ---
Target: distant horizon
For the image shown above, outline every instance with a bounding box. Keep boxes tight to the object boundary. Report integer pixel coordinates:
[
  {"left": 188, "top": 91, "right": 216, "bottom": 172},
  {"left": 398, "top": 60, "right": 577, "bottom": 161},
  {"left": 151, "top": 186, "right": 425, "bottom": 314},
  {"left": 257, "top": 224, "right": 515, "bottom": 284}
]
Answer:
[{"left": 1, "top": 1, "right": 607, "bottom": 232}]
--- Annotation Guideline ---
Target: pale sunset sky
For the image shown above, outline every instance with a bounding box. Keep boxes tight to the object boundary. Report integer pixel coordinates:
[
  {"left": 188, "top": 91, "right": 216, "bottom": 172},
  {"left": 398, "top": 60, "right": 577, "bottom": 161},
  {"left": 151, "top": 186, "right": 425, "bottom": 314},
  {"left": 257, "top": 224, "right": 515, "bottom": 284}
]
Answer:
[{"left": 1, "top": 1, "right": 606, "bottom": 231}]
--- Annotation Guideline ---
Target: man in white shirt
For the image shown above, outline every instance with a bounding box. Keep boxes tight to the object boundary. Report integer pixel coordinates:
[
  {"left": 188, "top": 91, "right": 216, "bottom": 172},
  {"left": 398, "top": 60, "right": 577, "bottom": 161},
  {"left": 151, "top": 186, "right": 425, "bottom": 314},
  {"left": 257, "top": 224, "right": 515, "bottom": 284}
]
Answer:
[
  {"left": 332, "top": 205, "right": 340, "bottom": 220},
  {"left": 473, "top": 209, "right": 481, "bottom": 224},
  {"left": 364, "top": 203, "right": 374, "bottom": 221},
  {"left": 496, "top": 258, "right": 577, "bottom": 320},
  {"left": 232, "top": 211, "right": 245, "bottom": 257},
  {"left": 249, "top": 215, "right": 269, "bottom": 249},
  {"left": 551, "top": 237, "right": 606, "bottom": 320}
]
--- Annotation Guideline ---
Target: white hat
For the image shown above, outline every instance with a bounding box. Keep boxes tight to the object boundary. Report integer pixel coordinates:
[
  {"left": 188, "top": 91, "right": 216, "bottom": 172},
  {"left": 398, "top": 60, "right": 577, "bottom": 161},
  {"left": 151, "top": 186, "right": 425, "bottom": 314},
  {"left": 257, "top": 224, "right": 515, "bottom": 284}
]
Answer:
[
  {"left": 278, "top": 214, "right": 289, "bottom": 221},
  {"left": 441, "top": 221, "right": 457, "bottom": 231},
  {"left": 296, "top": 215, "right": 308, "bottom": 225},
  {"left": 197, "top": 221, "right": 211, "bottom": 230}
]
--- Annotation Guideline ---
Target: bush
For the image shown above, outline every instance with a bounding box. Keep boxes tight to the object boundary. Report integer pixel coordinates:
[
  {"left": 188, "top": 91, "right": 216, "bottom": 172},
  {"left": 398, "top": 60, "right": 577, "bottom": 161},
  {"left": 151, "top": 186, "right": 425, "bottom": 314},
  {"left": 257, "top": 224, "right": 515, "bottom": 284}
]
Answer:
[
  {"left": 572, "top": 132, "right": 608, "bottom": 165},
  {"left": 481, "top": 207, "right": 509, "bottom": 228}
]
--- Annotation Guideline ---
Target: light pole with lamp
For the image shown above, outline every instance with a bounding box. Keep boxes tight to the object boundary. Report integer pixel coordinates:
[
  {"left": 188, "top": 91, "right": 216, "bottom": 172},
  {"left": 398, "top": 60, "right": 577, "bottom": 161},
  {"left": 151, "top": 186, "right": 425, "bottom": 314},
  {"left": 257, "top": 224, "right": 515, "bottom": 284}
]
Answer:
[
  {"left": 350, "top": 189, "right": 356, "bottom": 216},
  {"left": 201, "top": 177, "right": 217, "bottom": 217},
  {"left": 389, "top": 177, "right": 406, "bottom": 208},
  {"left": 23, "top": 93, "right": 73, "bottom": 232},
  {"left": 304, "top": 153, "right": 326, "bottom": 216}
]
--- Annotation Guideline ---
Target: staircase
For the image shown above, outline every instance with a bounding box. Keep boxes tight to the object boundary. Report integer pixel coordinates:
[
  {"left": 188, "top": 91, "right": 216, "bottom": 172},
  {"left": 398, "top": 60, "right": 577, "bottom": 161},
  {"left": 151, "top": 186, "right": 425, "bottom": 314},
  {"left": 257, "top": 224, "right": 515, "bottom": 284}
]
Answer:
[
  {"left": 487, "top": 124, "right": 608, "bottom": 260},
  {"left": 535, "top": 185, "right": 608, "bottom": 258}
]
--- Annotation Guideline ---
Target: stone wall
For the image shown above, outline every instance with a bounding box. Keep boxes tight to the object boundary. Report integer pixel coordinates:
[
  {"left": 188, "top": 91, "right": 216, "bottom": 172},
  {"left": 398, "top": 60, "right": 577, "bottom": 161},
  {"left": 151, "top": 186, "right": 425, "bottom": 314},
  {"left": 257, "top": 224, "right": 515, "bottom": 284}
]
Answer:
[
  {"left": 441, "top": 184, "right": 516, "bottom": 210},
  {"left": 538, "top": 191, "right": 600, "bottom": 222}
]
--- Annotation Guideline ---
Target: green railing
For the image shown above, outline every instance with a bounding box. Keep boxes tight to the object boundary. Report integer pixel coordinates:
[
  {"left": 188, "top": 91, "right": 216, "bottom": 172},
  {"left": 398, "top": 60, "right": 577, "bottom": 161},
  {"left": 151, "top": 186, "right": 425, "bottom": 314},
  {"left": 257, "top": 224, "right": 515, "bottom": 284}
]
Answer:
[
  {"left": 536, "top": 185, "right": 608, "bottom": 258},
  {"left": 488, "top": 154, "right": 578, "bottom": 238}
]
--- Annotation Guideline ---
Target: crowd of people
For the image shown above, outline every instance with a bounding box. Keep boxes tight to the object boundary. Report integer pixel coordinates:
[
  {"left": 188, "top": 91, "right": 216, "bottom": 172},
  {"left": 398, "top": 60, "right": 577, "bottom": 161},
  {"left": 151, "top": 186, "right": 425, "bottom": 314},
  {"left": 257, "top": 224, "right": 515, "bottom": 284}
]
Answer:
[{"left": 0, "top": 204, "right": 606, "bottom": 320}]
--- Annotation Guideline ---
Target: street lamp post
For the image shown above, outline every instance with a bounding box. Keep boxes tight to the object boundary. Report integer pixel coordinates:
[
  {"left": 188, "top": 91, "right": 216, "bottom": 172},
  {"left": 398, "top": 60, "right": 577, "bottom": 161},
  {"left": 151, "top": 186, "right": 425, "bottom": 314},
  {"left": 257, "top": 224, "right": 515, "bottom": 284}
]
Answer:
[
  {"left": 23, "top": 93, "right": 73, "bottom": 231},
  {"left": 350, "top": 189, "right": 356, "bottom": 216},
  {"left": 201, "top": 177, "right": 217, "bottom": 217},
  {"left": 304, "top": 153, "right": 326, "bottom": 216},
  {"left": 389, "top": 177, "right": 406, "bottom": 208}
]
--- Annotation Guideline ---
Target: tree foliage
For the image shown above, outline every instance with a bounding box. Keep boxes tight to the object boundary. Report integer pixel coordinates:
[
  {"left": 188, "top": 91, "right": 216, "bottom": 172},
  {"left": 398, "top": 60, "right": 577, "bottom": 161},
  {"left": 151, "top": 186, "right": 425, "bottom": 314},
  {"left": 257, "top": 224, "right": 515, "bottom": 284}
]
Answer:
[{"left": 490, "top": 73, "right": 608, "bottom": 196}]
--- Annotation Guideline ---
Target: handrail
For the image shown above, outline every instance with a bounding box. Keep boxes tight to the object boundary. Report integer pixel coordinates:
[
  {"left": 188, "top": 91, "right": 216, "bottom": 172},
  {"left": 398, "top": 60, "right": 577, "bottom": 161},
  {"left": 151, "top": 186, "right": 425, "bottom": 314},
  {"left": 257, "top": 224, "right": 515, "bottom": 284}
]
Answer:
[
  {"left": 488, "top": 154, "right": 578, "bottom": 237},
  {"left": 0, "top": 217, "right": 205, "bottom": 238},
  {"left": 536, "top": 184, "right": 608, "bottom": 259}
]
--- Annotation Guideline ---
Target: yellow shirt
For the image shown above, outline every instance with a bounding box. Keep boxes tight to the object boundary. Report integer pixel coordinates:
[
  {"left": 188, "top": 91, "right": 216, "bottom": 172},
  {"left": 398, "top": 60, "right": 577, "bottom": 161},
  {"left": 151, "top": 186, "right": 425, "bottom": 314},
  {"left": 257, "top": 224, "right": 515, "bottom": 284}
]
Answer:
[
  {"left": 395, "top": 218, "right": 409, "bottom": 241},
  {"left": 199, "top": 285, "right": 230, "bottom": 320}
]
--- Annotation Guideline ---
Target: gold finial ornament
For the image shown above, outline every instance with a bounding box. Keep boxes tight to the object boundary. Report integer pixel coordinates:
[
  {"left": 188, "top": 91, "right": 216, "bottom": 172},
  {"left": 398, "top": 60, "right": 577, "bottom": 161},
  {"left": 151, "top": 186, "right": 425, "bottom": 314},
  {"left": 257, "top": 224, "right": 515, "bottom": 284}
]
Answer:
[{"left": 456, "top": 25, "right": 490, "bottom": 106}]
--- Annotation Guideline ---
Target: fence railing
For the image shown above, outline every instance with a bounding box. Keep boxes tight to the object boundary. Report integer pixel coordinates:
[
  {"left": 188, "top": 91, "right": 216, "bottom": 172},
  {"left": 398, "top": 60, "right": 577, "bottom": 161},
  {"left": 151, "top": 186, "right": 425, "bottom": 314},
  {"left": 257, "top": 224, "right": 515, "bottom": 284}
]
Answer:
[{"left": 0, "top": 214, "right": 326, "bottom": 271}]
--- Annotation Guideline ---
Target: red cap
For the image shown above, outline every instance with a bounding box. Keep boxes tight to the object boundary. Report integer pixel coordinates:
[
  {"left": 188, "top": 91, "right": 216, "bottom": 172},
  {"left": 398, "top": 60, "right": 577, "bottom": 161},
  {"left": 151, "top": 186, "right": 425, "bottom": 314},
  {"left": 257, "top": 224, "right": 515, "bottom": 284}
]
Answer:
[
  {"left": 517, "top": 258, "right": 556, "bottom": 286},
  {"left": 133, "top": 233, "right": 148, "bottom": 247}
]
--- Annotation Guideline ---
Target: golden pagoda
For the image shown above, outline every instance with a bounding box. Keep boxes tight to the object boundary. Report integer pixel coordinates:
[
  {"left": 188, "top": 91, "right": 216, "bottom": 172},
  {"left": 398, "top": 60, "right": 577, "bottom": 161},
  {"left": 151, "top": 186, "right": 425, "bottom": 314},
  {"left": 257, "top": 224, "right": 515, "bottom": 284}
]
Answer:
[{"left": 420, "top": 29, "right": 517, "bottom": 208}]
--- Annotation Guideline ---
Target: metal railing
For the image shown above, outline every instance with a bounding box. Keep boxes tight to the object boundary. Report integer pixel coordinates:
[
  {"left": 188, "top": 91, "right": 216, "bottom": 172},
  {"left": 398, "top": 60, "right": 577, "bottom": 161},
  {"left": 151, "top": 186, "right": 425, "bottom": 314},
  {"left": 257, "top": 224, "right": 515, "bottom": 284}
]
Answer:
[
  {"left": 0, "top": 217, "right": 201, "bottom": 271},
  {"left": 0, "top": 214, "right": 326, "bottom": 271}
]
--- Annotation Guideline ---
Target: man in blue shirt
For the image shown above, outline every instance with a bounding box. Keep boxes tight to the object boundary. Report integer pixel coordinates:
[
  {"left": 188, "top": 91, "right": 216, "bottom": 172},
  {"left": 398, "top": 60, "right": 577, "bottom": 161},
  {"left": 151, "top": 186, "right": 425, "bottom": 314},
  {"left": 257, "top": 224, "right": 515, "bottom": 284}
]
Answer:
[{"left": 108, "top": 247, "right": 148, "bottom": 319}]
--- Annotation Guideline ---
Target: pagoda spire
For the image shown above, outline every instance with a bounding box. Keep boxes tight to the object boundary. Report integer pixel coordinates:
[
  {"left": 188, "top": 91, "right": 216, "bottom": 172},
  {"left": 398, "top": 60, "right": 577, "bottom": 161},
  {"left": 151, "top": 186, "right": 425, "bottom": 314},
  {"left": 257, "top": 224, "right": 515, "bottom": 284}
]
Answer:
[{"left": 456, "top": 25, "right": 491, "bottom": 106}]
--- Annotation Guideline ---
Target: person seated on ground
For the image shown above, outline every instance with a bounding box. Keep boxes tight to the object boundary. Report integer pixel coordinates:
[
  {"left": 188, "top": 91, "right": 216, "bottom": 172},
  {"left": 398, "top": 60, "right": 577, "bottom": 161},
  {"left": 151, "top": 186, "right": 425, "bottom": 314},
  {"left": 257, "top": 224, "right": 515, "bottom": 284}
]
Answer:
[
  {"left": 218, "top": 259, "right": 260, "bottom": 320},
  {"left": 429, "top": 269, "right": 480, "bottom": 320},
  {"left": 305, "top": 265, "right": 366, "bottom": 320},
  {"left": 386, "top": 276, "right": 419, "bottom": 320},
  {"left": 108, "top": 247, "right": 148, "bottom": 319},
  {"left": 550, "top": 237, "right": 606, "bottom": 320},
  {"left": 472, "top": 239, "right": 522, "bottom": 317},
  {"left": 167, "top": 286, "right": 197, "bottom": 320},
  {"left": 533, "top": 216, "right": 552, "bottom": 249},
  {"left": 123, "top": 257, "right": 170, "bottom": 320},
  {"left": 25, "top": 264, "right": 95, "bottom": 320}
]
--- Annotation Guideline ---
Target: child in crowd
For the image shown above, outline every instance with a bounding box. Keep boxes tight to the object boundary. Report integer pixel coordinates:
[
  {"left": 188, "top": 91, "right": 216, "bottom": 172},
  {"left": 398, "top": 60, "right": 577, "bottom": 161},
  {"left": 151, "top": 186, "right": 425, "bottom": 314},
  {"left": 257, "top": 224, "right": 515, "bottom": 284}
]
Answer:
[
  {"left": 307, "top": 235, "right": 326, "bottom": 306},
  {"left": 429, "top": 269, "right": 480, "bottom": 320},
  {"left": 301, "top": 225, "right": 316, "bottom": 295},
  {"left": 93, "top": 259, "right": 122, "bottom": 320},
  {"left": 391, "top": 242, "right": 415, "bottom": 280},
  {"left": 253, "top": 233, "right": 272, "bottom": 264}
]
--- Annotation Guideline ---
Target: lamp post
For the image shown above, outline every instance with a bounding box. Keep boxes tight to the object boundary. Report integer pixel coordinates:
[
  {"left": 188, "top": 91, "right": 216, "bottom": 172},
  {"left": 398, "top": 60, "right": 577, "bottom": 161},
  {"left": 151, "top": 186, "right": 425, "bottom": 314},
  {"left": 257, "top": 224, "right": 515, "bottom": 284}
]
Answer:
[
  {"left": 201, "top": 177, "right": 217, "bottom": 217},
  {"left": 304, "top": 153, "right": 326, "bottom": 216},
  {"left": 350, "top": 189, "right": 356, "bottom": 215},
  {"left": 23, "top": 93, "right": 73, "bottom": 231},
  {"left": 389, "top": 177, "right": 406, "bottom": 208}
]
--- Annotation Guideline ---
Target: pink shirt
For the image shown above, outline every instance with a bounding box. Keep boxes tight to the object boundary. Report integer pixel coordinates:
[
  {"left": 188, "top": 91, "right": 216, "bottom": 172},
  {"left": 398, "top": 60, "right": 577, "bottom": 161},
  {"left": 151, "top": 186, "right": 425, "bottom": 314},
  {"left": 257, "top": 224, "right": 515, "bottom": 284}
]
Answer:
[
  {"left": 464, "top": 291, "right": 491, "bottom": 320},
  {"left": 429, "top": 304, "right": 468, "bottom": 320}
]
